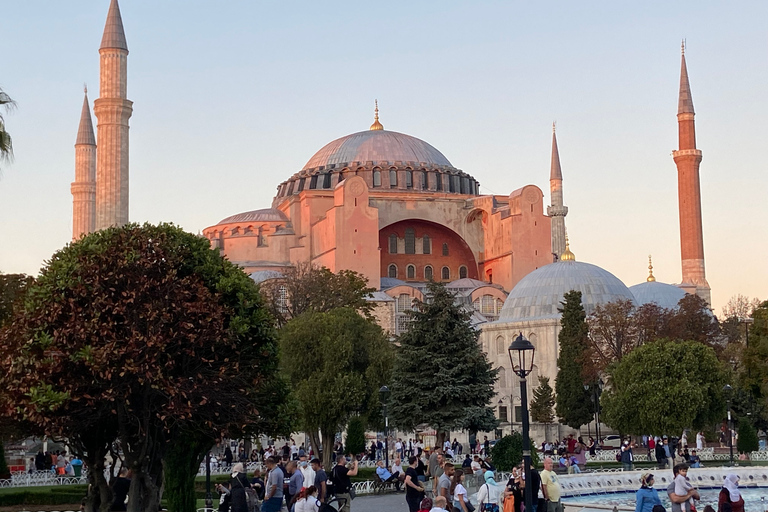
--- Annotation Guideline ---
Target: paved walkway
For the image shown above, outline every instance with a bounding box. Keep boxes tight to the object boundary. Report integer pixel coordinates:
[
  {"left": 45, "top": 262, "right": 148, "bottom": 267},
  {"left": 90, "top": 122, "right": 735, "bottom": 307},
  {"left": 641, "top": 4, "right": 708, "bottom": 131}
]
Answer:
[{"left": 347, "top": 493, "right": 409, "bottom": 512}]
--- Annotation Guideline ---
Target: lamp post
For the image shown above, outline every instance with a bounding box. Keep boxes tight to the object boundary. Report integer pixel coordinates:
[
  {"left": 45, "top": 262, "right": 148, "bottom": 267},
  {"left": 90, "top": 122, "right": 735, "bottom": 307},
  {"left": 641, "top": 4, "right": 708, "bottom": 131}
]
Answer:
[
  {"left": 508, "top": 332, "right": 535, "bottom": 512},
  {"left": 205, "top": 451, "right": 213, "bottom": 510},
  {"left": 380, "top": 385, "right": 391, "bottom": 469},
  {"left": 724, "top": 384, "right": 734, "bottom": 466}
]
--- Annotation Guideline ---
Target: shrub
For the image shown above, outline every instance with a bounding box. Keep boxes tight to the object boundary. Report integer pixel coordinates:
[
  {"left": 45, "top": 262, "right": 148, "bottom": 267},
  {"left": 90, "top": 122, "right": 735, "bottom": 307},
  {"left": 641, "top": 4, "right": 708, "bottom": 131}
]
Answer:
[
  {"left": 490, "top": 432, "right": 539, "bottom": 471},
  {"left": 738, "top": 422, "right": 759, "bottom": 454},
  {"left": 345, "top": 416, "right": 367, "bottom": 456},
  {"left": 0, "top": 488, "right": 86, "bottom": 506}
]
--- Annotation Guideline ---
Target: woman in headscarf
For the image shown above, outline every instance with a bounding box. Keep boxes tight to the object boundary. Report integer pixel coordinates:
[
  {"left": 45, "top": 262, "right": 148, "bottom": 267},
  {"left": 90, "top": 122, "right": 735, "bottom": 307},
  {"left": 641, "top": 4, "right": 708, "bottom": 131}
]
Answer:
[
  {"left": 634, "top": 473, "right": 661, "bottom": 512},
  {"left": 229, "top": 463, "right": 251, "bottom": 512},
  {"left": 476, "top": 470, "right": 502, "bottom": 511},
  {"left": 417, "top": 497, "right": 434, "bottom": 512},
  {"left": 718, "top": 474, "right": 745, "bottom": 512}
]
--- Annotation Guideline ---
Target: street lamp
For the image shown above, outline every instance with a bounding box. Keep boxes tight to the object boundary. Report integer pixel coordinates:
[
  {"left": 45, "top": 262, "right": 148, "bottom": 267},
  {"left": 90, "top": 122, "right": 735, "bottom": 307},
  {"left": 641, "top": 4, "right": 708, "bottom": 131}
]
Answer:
[
  {"left": 508, "top": 332, "right": 535, "bottom": 512},
  {"left": 724, "top": 384, "right": 734, "bottom": 466},
  {"left": 379, "top": 385, "right": 391, "bottom": 468},
  {"left": 584, "top": 380, "right": 604, "bottom": 447},
  {"left": 205, "top": 451, "right": 213, "bottom": 510}
]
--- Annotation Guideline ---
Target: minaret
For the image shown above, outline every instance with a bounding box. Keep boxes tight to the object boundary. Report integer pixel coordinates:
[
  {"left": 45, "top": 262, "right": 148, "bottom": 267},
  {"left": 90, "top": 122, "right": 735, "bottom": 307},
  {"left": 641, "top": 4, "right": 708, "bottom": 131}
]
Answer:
[
  {"left": 547, "top": 123, "right": 568, "bottom": 260},
  {"left": 71, "top": 88, "right": 97, "bottom": 239},
  {"left": 673, "top": 42, "right": 710, "bottom": 304},
  {"left": 94, "top": 0, "right": 132, "bottom": 230}
]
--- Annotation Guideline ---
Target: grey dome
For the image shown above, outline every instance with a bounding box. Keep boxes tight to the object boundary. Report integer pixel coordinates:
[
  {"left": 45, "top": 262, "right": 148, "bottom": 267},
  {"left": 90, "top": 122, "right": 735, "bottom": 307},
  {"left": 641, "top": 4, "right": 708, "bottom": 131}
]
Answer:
[
  {"left": 303, "top": 130, "right": 452, "bottom": 170},
  {"left": 249, "top": 270, "right": 283, "bottom": 284},
  {"left": 500, "top": 260, "right": 636, "bottom": 322},
  {"left": 629, "top": 281, "right": 687, "bottom": 310},
  {"left": 219, "top": 208, "right": 288, "bottom": 224}
]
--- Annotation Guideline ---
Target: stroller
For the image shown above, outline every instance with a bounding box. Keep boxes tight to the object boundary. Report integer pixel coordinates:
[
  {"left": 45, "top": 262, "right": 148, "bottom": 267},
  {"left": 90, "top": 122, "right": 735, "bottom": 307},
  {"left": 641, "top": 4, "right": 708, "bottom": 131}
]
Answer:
[{"left": 318, "top": 496, "right": 348, "bottom": 512}]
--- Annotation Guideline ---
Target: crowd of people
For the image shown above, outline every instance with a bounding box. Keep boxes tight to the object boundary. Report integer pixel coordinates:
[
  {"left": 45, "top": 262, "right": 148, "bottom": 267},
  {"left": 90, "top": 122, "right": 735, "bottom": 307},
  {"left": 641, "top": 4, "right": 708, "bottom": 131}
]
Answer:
[
  {"left": 29, "top": 449, "right": 83, "bottom": 476},
  {"left": 634, "top": 466, "right": 745, "bottom": 512}
]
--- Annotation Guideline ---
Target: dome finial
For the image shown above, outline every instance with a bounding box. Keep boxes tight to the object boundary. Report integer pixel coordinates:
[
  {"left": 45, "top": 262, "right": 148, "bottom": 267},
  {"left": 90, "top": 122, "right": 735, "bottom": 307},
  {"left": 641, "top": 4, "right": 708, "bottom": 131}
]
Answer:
[
  {"left": 647, "top": 254, "right": 656, "bottom": 282},
  {"left": 681, "top": 38, "right": 686, "bottom": 55},
  {"left": 560, "top": 232, "right": 575, "bottom": 261},
  {"left": 370, "top": 99, "right": 384, "bottom": 130}
]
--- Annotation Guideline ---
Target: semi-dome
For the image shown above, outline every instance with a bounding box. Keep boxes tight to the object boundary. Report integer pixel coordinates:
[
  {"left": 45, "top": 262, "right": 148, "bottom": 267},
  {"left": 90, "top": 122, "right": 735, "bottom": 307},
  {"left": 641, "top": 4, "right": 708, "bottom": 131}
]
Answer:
[
  {"left": 629, "top": 281, "right": 687, "bottom": 310},
  {"left": 303, "top": 129, "right": 452, "bottom": 170},
  {"left": 219, "top": 208, "right": 289, "bottom": 224},
  {"left": 499, "top": 260, "right": 637, "bottom": 322}
]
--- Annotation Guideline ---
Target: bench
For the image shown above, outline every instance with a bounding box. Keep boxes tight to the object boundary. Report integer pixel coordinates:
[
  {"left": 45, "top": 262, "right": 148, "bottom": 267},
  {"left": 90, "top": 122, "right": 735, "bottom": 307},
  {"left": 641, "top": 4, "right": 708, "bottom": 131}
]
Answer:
[{"left": 373, "top": 473, "right": 398, "bottom": 494}]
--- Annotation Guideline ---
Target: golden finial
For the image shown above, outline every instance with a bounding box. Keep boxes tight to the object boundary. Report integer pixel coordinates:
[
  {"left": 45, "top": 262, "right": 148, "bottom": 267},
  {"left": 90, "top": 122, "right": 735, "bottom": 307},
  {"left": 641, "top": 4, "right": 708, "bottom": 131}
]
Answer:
[
  {"left": 370, "top": 99, "right": 384, "bottom": 130},
  {"left": 647, "top": 255, "right": 656, "bottom": 282},
  {"left": 560, "top": 232, "right": 575, "bottom": 262}
]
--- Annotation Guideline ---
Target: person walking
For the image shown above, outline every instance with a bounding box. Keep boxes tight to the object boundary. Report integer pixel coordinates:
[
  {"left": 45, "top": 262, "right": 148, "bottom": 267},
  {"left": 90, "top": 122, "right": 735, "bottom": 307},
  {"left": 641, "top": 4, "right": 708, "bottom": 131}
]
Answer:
[
  {"left": 449, "top": 471, "right": 471, "bottom": 512},
  {"left": 634, "top": 473, "right": 662, "bottom": 512},
  {"left": 405, "top": 456, "right": 426, "bottom": 512},
  {"left": 229, "top": 463, "right": 251, "bottom": 512},
  {"left": 476, "top": 470, "right": 502, "bottom": 512},
  {"left": 331, "top": 454, "right": 357, "bottom": 512},
  {"left": 262, "top": 456, "right": 284, "bottom": 512},
  {"left": 540, "top": 457, "right": 563, "bottom": 512}
]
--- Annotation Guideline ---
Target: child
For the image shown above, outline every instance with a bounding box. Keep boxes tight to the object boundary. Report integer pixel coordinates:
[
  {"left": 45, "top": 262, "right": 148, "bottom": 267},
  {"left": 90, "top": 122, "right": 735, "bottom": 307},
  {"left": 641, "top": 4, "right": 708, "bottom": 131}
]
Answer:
[{"left": 673, "top": 464, "right": 695, "bottom": 511}]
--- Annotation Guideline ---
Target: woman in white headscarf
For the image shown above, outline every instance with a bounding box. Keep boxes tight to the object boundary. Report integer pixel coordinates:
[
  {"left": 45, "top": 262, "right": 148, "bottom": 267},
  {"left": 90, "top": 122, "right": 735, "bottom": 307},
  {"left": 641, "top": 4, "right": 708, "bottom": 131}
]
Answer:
[
  {"left": 476, "top": 470, "right": 502, "bottom": 512},
  {"left": 718, "top": 473, "right": 744, "bottom": 512},
  {"left": 229, "top": 463, "right": 251, "bottom": 512}
]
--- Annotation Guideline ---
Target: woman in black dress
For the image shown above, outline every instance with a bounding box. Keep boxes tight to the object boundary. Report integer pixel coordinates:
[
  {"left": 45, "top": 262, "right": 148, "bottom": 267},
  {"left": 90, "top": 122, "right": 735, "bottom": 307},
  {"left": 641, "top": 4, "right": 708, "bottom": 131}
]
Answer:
[{"left": 229, "top": 463, "right": 250, "bottom": 512}]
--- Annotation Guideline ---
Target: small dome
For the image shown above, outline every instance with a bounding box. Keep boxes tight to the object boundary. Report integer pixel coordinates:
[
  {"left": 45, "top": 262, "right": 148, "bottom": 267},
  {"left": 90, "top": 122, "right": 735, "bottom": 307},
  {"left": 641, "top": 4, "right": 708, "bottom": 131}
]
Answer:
[
  {"left": 303, "top": 130, "right": 452, "bottom": 170},
  {"left": 629, "top": 281, "right": 687, "bottom": 310},
  {"left": 219, "top": 208, "right": 288, "bottom": 224},
  {"left": 500, "top": 260, "right": 636, "bottom": 322},
  {"left": 446, "top": 278, "right": 489, "bottom": 290},
  {"left": 249, "top": 270, "right": 283, "bottom": 284}
]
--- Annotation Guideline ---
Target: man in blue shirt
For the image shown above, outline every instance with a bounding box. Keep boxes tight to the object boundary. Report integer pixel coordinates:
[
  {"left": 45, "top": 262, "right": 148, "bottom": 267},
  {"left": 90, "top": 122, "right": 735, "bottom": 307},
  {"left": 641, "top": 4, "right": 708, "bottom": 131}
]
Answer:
[
  {"left": 286, "top": 461, "right": 304, "bottom": 510},
  {"left": 376, "top": 460, "right": 401, "bottom": 491}
]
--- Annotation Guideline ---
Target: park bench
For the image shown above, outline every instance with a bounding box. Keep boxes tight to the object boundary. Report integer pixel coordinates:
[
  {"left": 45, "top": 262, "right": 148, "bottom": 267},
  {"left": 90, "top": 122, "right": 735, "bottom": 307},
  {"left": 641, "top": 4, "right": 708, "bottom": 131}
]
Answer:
[{"left": 372, "top": 472, "right": 398, "bottom": 494}]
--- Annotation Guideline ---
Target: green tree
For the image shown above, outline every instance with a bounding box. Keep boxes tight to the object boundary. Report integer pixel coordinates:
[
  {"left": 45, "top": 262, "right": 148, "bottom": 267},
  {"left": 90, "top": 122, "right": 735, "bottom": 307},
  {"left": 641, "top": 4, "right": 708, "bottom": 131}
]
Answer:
[
  {"left": 601, "top": 339, "right": 727, "bottom": 435},
  {"left": 530, "top": 376, "right": 556, "bottom": 425},
  {"left": 555, "top": 290, "right": 593, "bottom": 428},
  {"left": 0, "top": 224, "right": 291, "bottom": 512},
  {"left": 345, "top": 416, "right": 367, "bottom": 457},
  {"left": 280, "top": 307, "right": 392, "bottom": 468},
  {"left": 668, "top": 294, "right": 721, "bottom": 345},
  {"left": 0, "top": 273, "right": 34, "bottom": 327},
  {"left": 0, "top": 88, "right": 15, "bottom": 170},
  {"left": 490, "top": 432, "right": 539, "bottom": 471},
  {"left": 587, "top": 299, "right": 639, "bottom": 372},
  {"left": 738, "top": 421, "right": 759, "bottom": 454},
  {"left": 388, "top": 282, "right": 498, "bottom": 447}
]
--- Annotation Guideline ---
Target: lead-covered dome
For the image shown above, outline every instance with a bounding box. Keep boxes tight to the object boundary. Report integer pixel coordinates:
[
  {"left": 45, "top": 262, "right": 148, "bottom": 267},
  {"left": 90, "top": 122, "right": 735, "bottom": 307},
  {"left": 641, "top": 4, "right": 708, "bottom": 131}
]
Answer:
[
  {"left": 303, "top": 130, "right": 452, "bottom": 170},
  {"left": 499, "top": 260, "right": 637, "bottom": 322},
  {"left": 629, "top": 281, "right": 687, "bottom": 310}
]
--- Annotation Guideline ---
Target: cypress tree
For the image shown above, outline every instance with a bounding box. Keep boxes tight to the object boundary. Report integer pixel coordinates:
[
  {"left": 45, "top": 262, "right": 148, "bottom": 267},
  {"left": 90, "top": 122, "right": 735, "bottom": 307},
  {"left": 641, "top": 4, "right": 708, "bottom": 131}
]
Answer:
[
  {"left": 530, "top": 376, "right": 556, "bottom": 425},
  {"left": 555, "top": 290, "right": 594, "bottom": 428}
]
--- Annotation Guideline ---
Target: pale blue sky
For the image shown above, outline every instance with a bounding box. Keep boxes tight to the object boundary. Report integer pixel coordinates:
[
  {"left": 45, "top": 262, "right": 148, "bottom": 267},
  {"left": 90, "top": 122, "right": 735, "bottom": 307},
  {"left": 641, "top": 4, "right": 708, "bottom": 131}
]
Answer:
[{"left": 1, "top": 1, "right": 766, "bottom": 314}]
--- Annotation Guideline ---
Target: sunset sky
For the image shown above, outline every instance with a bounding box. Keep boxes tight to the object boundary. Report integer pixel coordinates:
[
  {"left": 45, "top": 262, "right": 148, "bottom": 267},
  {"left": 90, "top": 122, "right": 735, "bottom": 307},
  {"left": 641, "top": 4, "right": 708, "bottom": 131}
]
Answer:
[{"left": 2, "top": 0, "right": 766, "bottom": 315}]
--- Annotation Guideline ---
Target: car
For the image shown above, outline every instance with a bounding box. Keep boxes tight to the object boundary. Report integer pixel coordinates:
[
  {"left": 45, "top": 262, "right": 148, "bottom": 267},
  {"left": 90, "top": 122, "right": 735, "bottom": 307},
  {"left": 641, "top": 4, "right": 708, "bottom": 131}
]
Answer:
[{"left": 600, "top": 435, "right": 622, "bottom": 449}]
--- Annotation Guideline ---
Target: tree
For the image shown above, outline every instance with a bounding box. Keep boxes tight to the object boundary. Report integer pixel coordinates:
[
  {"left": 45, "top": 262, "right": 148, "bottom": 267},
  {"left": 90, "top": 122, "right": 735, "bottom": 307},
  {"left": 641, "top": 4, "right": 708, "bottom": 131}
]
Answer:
[
  {"left": 345, "top": 416, "right": 367, "bottom": 457},
  {"left": 737, "top": 421, "right": 759, "bottom": 454},
  {"left": 490, "top": 432, "right": 539, "bottom": 471},
  {"left": 601, "top": 339, "right": 727, "bottom": 435},
  {"left": 279, "top": 307, "right": 392, "bottom": 469},
  {"left": 721, "top": 294, "right": 761, "bottom": 321},
  {"left": 388, "top": 282, "right": 498, "bottom": 446},
  {"left": 0, "top": 88, "right": 15, "bottom": 171},
  {"left": 634, "top": 303, "right": 675, "bottom": 345},
  {"left": 555, "top": 290, "right": 593, "bottom": 428},
  {"left": 0, "top": 273, "right": 34, "bottom": 327},
  {"left": 261, "top": 263, "right": 376, "bottom": 327},
  {"left": 668, "top": 294, "right": 721, "bottom": 346},
  {"left": 0, "top": 224, "right": 291, "bottom": 512},
  {"left": 530, "top": 376, "right": 555, "bottom": 425},
  {"left": 587, "top": 299, "right": 639, "bottom": 371}
]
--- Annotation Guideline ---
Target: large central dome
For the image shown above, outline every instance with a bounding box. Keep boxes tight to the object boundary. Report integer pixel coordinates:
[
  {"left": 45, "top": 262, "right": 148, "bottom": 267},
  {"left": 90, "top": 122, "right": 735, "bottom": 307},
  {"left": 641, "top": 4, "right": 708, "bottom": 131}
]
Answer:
[{"left": 303, "top": 129, "right": 452, "bottom": 170}]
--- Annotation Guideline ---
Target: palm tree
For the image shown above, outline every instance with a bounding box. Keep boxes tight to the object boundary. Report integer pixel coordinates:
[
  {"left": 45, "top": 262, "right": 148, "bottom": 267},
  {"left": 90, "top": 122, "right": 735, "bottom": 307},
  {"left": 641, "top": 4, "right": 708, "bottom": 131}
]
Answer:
[{"left": 0, "top": 87, "right": 16, "bottom": 171}]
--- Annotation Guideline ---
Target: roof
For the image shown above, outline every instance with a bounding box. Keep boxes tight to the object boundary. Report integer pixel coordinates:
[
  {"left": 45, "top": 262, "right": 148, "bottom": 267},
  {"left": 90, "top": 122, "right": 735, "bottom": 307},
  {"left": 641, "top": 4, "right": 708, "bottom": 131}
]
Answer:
[
  {"left": 678, "top": 53, "right": 695, "bottom": 115},
  {"left": 550, "top": 129, "right": 562, "bottom": 180},
  {"left": 100, "top": 0, "right": 128, "bottom": 51},
  {"left": 499, "top": 260, "right": 636, "bottom": 322},
  {"left": 76, "top": 92, "right": 95, "bottom": 146},
  {"left": 629, "top": 281, "right": 687, "bottom": 310},
  {"left": 249, "top": 270, "right": 283, "bottom": 284},
  {"left": 303, "top": 129, "right": 452, "bottom": 170},
  {"left": 218, "top": 208, "right": 289, "bottom": 224}
]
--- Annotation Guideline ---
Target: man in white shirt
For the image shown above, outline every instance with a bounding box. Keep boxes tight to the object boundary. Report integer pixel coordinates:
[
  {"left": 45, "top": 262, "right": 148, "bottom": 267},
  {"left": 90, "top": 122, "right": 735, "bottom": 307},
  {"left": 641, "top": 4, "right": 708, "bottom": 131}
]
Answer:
[
  {"left": 395, "top": 439, "right": 403, "bottom": 459},
  {"left": 298, "top": 455, "right": 315, "bottom": 492},
  {"left": 392, "top": 458, "right": 404, "bottom": 478},
  {"left": 431, "top": 496, "right": 449, "bottom": 512}
]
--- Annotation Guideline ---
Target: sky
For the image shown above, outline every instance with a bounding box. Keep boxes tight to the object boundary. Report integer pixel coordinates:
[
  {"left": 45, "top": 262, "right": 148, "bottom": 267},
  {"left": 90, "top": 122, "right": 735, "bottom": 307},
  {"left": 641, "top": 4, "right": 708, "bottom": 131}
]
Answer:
[{"left": 1, "top": 0, "right": 766, "bottom": 316}]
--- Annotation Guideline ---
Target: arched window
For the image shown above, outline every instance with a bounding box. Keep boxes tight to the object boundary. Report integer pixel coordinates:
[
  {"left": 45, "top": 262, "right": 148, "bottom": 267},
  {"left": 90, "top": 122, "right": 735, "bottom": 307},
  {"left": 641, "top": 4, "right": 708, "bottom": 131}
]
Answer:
[
  {"left": 388, "top": 264, "right": 397, "bottom": 279},
  {"left": 406, "top": 170, "right": 413, "bottom": 188},
  {"left": 435, "top": 172, "right": 443, "bottom": 191},
  {"left": 423, "top": 235, "right": 431, "bottom": 254},
  {"left": 389, "top": 169, "right": 398, "bottom": 188},
  {"left": 421, "top": 170, "right": 428, "bottom": 189},
  {"left": 459, "top": 266, "right": 468, "bottom": 279},
  {"left": 406, "top": 265, "right": 416, "bottom": 280},
  {"left": 337, "top": 171, "right": 345, "bottom": 184},
  {"left": 389, "top": 233, "right": 398, "bottom": 254},
  {"left": 442, "top": 243, "right": 449, "bottom": 256},
  {"left": 404, "top": 228, "right": 415, "bottom": 254},
  {"left": 424, "top": 265, "right": 433, "bottom": 281},
  {"left": 322, "top": 173, "right": 332, "bottom": 189},
  {"left": 441, "top": 266, "right": 450, "bottom": 280},
  {"left": 496, "top": 335, "right": 505, "bottom": 355},
  {"left": 373, "top": 169, "right": 381, "bottom": 187},
  {"left": 309, "top": 175, "right": 318, "bottom": 189},
  {"left": 498, "top": 366, "right": 507, "bottom": 389},
  {"left": 396, "top": 294, "right": 413, "bottom": 334},
  {"left": 297, "top": 177, "right": 306, "bottom": 192}
]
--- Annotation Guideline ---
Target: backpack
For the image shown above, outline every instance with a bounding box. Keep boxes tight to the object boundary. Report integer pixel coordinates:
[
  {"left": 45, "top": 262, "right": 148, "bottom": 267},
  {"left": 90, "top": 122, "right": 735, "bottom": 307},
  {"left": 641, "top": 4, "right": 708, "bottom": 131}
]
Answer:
[
  {"left": 615, "top": 452, "right": 622, "bottom": 462},
  {"left": 319, "top": 497, "right": 347, "bottom": 512}
]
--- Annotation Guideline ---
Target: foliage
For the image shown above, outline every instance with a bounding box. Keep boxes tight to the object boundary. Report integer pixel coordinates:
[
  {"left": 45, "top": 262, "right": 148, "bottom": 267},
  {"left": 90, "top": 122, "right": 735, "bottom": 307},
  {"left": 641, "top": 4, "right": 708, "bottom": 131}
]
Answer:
[
  {"left": 0, "top": 223, "right": 290, "bottom": 512},
  {"left": 0, "top": 487, "right": 87, "bottom": 507},
  {"left": 0, "top": 442, "right": 8, "bottom": 480},
  {"left": 735, "top": 301, "right": 768, "bottom": 400},
  {"left": 634, "top": 303, "right": 675, "bottom": 345},
  {"left": 261, "top": 263, "right": 376, "bottom": 327},
  {"left": 555, "top": 291, "right": 593, "bottom": 428},
  {"left": 601, "top": 339, "right": 727, "bottom": 435},
  {"left": 0, "top": 273, "right": 34, "bottom": 328},
  {"left": 721, "top": 295, "right": 761, "bottom": 321},
  {"left": 490, "top": 432, "right": 539, "bottom": 471},
  {"left": 279, "top": 307, "right": 392, "bottom": 468},
  {"left": 587, "top": 299, "right": 640, "bottom": 372},
  {"left": 667, "top": 294, "right": 721, "bottom": 346},
  {"left": 345, "top": 416, "right": 367, "bottom": 456},
  {"left": 530, "top": 376, "right": 555, "bottom": 425},
  {"left": 388, "top": 282, "right": 498, "bottom": 443},
  {"left": 737, "top": 421, "right": 759, "bottom": 454},
  {"left": 0, "top": 88, "right": 15, "bottom": 170}
]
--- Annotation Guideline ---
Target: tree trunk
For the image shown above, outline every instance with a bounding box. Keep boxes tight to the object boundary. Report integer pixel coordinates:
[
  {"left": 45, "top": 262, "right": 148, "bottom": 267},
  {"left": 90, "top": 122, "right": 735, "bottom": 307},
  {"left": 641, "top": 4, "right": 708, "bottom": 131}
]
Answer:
[
  {"left": 164, "top": 433, "right": 210, "bottom": 512},
  {"left": 321, "top": 430, "right": 335, "bottom": 470},
  {"left": 307, "top": 430, "right": 322, "bottom": 462},
  {"left": 84, "top": 450, "right": 113, "bottom": 512}
]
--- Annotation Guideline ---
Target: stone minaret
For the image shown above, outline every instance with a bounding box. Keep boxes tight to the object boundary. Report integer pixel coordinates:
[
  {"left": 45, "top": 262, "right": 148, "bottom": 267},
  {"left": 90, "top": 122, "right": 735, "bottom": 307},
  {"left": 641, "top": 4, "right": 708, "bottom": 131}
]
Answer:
[
  {"left": 95, "top": 0, "right": 132, "bottom": 230},
  {"left": 71, "top": 89, "right": 97, "bottom": 239},
  {"left": 547, "top": 124, "right": 568, "bottom": 260},
  {"left": 673, "top": 43, "right": 710, "bottom": 304}
]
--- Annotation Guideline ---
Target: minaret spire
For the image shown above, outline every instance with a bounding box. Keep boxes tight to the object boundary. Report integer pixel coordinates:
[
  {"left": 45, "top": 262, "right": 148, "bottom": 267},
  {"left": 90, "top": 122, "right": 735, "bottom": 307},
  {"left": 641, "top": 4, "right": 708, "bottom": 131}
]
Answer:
[
  {"left": 370, "top": 99, "right": 384, "bottom": 130},
  {"left": 71, "top": 88, "right": 97, "bottom": 239},
  {"left": 647, "top": 255, "right": 656, "bottom": 282},
  {"left": 95, "top": 0, "right": 132, "bottom": 230},
  {"left": 672, "top": 44, "right": 710, "bottom": 304},
  {"left": 547, "top": 123, "right": 568, "bottom": 260}
]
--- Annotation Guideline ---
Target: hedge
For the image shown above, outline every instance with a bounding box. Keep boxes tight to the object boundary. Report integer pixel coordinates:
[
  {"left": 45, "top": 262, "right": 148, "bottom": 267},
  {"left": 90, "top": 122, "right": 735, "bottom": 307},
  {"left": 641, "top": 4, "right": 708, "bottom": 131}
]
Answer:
[{"left": 0, "top": 488, "right": 86, "bottom": 506}]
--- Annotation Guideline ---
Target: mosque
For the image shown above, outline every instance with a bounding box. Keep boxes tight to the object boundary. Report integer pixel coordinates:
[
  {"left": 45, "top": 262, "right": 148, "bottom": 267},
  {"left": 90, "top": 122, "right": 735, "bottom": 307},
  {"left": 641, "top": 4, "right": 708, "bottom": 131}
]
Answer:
[{"left": 71, "top": 0, "right": 711, "bottom": 440}]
